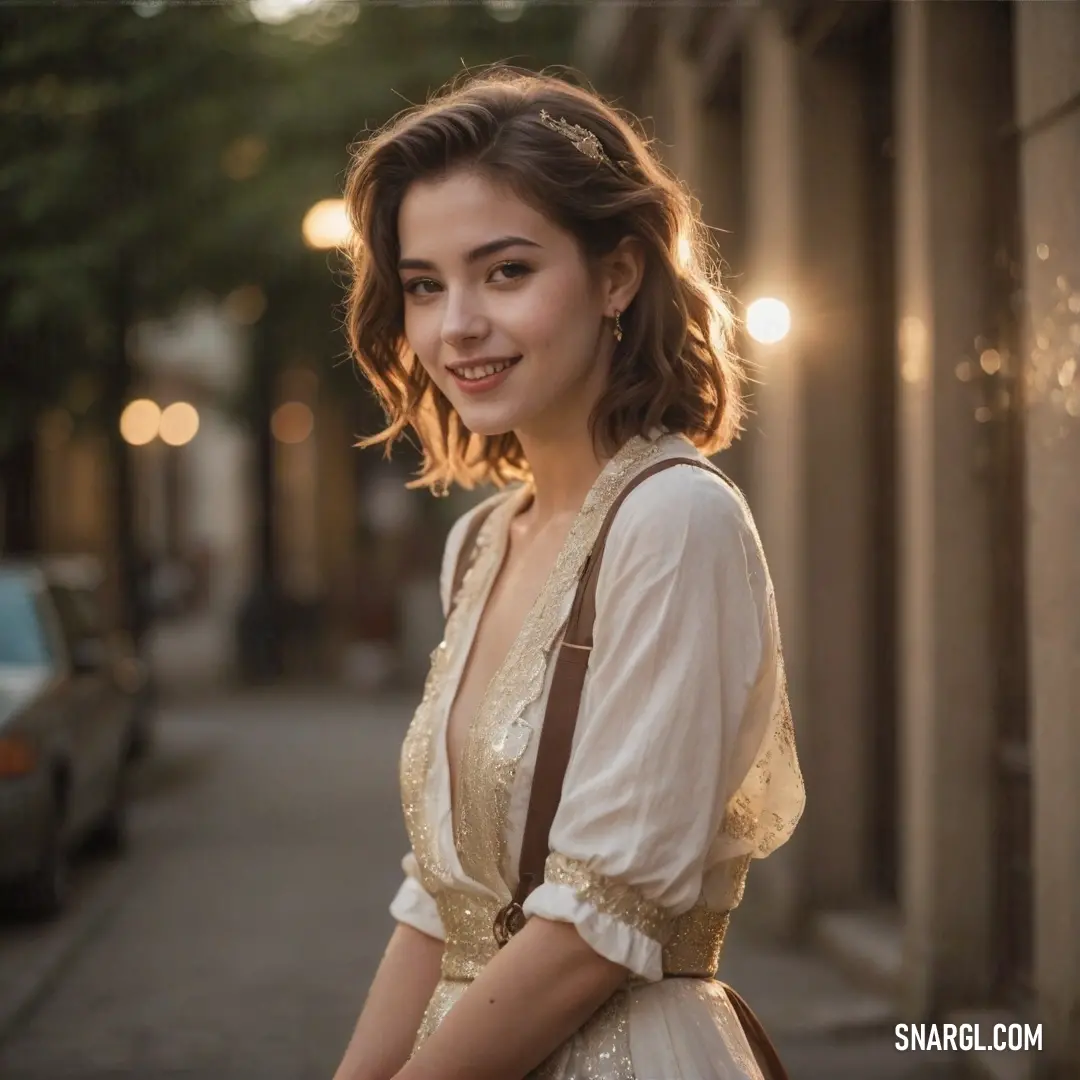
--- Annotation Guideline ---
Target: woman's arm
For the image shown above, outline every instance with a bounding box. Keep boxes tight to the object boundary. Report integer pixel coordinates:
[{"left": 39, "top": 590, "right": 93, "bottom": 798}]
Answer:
[
  {"left": 333, "top": 923, "right": 445, "bottom": 1080},
  {"left": 392, "top": 916, "right": 628, "bottom": 1080}
]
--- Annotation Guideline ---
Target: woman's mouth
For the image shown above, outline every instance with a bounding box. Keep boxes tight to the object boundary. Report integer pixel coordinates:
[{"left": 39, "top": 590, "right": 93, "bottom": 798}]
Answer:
[{"left": 449, "top": 356, "right": 522, "bottom": 394}]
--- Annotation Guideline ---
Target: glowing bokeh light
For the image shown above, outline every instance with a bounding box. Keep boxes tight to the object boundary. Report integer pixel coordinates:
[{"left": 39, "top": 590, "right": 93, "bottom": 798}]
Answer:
[
  {"left": 271, "top": 401, "right": 315, "bottom": 444},
  {"left": 159, "top": 402, "right": 200, "bottom": 447},
  {"left": 120, "top": 399, "right": 161, "bottom": 446},
  {"left": 302, "top": 199, "right": 352, "bottom": 249},
  {"left": 249, "top": 0, "right": 320, "bottom": 26},
  {"left": 746, "top": 298, "right": 792, "bottom": 345}
]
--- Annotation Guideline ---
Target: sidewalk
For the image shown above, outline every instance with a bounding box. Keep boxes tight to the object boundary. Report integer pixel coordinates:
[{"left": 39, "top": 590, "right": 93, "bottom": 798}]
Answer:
[
  {"left": 0, "top": 689, "right": 963, "bottom": 1079},
  {"left": 720, "top": 925, "right": 962, "bottom": 1079}
]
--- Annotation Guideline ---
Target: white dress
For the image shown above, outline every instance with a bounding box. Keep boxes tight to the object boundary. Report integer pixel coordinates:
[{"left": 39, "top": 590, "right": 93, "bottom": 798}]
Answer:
[{"left": 389, "top": 432, "right": 805, "bottom": 1080}]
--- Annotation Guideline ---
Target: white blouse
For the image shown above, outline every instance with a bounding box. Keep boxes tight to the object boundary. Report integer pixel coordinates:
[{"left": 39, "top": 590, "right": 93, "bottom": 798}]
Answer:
[{"left": 388, "top": 432, "right": 804, "bottom": 1079}]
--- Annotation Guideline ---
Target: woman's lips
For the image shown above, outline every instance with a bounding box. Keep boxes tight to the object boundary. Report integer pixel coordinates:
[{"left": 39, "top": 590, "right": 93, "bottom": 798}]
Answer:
[{"left": 449, "top": 356, "right": 522, "bottom": 394}]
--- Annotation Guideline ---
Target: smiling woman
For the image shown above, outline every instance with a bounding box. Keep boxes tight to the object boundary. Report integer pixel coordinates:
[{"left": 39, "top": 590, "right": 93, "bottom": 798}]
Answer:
[
  {"left": 332, "top": 67, "right": 803, "bottom": 1080},
  {"left": 396, "top": 171, "right": 631, "bottom": 447},
  {"left": 341, "top": 66, "right": 744, "bottom": 495}
]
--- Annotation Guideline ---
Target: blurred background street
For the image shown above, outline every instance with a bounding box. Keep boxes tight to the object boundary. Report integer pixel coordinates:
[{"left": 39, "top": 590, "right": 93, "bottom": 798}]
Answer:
[
  {"left": 1, "top": 1, "right": 1078, "bottom": 1078},
  {"left": 0, "top": 692, "right": 953, "bottom": 1080}
]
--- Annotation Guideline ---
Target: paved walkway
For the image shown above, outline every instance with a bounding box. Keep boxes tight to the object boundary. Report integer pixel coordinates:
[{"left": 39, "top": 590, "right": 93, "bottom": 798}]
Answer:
[{"left": 0, "top": 690, "right": 959, "bottom": 1079}]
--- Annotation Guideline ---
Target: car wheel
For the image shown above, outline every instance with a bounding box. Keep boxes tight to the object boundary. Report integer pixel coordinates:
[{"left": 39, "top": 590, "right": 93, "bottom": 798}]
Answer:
[{"left": 20, "top": 797, "right": 69, "bottom": 920}]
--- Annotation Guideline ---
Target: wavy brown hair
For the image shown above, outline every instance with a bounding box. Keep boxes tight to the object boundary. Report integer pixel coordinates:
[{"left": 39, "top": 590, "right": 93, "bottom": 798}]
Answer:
[{"left": 342, "top": 66, "right": 744, "bottom": 492}]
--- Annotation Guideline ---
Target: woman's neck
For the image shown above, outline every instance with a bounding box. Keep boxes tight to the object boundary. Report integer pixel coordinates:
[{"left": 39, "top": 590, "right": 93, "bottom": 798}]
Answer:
[{"left": 515, "top": 425, "right": 610, "bottom": 525}]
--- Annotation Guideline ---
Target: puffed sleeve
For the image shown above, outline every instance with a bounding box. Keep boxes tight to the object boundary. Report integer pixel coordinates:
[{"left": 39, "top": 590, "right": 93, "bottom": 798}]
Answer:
[
  {"left": 389, "top": 852, "right": 445, "bottom": 941},
  {"left": 521, "top": 464, "right": 802, "bottom": 982},
  {"left": 387, "top": 492, "right": 510, "bottom": 940}
]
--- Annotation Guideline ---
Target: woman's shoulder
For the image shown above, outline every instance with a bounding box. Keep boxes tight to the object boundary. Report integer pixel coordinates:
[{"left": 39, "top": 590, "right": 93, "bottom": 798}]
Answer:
[{"left": 612, "top": 447, "right": 759, "bottom": 556}]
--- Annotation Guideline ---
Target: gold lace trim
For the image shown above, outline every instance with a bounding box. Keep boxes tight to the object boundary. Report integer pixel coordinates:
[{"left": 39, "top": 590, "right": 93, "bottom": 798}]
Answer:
[
  {"left": 399, "top": 489, "right": 519, "bottom": 889},
  {"left": 546, "top": 852, "right": 738, "bottom": 979},
  {"left": 720, "top": 589, "right": 804, "bottom": 858},
  {"left": 662, "top": 901, "right": 732, "bottom": 979},
  {"left": 454, "top": 435, "right": 665, "bottom": 898},
  {"left": 544, "top": 852, "right": 673, "bottom": 941},
  {"left": 434, "top": 890, "right": 502, "bottom": 981}
]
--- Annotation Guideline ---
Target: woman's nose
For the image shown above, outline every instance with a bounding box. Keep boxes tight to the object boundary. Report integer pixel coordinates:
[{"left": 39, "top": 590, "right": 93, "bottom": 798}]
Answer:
[{"left": 440, "top": 291, "right": 489, "bottom": 348}]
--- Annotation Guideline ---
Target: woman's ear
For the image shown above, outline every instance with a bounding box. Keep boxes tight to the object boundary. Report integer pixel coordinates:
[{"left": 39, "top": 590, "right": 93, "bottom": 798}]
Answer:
[{"left": 602, "top": 235, "right": 646, "bottom": 314}]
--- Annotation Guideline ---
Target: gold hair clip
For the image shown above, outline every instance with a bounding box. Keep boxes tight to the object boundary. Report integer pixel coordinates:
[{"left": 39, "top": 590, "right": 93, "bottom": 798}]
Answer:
[{"left": 538, "top": 108, "right": 626, "bottom": 171}]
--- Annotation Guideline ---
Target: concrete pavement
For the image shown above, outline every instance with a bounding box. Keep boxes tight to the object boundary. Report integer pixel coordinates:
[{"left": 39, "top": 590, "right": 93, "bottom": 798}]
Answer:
[{"left": 0, "top": 690, "right": 960, "bottom": 1079}]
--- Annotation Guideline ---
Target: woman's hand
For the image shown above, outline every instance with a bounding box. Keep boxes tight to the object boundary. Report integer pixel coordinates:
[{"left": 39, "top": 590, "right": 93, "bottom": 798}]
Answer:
[{"left": 391, "top": 916, "right": 628, "bottom": 1080}]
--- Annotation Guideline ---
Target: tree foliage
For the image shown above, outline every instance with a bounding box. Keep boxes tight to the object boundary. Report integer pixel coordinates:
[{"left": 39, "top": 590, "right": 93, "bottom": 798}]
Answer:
[{"left": 0, "top": 0, "right": 582, "bottom": 453}]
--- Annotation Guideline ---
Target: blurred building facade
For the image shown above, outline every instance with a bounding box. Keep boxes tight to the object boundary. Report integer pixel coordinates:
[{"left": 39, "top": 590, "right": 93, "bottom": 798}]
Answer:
[{"left": 578, "top": 1, "right": 1078, "bottom": 1076}]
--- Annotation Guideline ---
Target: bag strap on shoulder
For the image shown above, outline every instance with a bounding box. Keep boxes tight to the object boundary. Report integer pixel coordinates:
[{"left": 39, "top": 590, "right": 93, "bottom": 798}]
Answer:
[
  {"left": 511, "top": 457, "right": 722, "bottom": 912},
  {"left": 445, "top": 458, "right": 788, "bottom": 1076}
]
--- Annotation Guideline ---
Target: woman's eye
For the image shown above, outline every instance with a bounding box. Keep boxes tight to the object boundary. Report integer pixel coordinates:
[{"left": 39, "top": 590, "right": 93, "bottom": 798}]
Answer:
[
  {"left": 401, "top": 278, "right": 438, "bottom": 295},
  {"left": 490, "top": 261, "right": 531, "bottom": 283}
]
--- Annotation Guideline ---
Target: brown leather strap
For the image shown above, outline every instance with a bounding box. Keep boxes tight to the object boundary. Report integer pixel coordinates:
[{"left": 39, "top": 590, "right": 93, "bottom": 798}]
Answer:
[
  {"left": 448, "top": 502, "right": 497, "bottom": 617},
  {"left": 452, "top": 455, "right": 786, "bottom": 1075},
  {"left": 720, "top": 983, "right": 791, "bottom": 1080},
  {"left": 512, "top": 457, "right": 723, "bottom": 910}
]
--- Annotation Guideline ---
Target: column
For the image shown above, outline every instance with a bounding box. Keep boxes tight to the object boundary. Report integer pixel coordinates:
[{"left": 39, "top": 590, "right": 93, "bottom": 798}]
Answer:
[
  {"left": 743, "top": 6, "right": 807, "bottom": 938},
  {"left": 1015, "top": 4, "right": 1080, "bottom": 1072},
  {"left": 795, "top": 37, "right": 880, "bottom": 909},
  {"left": 895, "top": 0, "right": 1002, "bottom": 1018}
]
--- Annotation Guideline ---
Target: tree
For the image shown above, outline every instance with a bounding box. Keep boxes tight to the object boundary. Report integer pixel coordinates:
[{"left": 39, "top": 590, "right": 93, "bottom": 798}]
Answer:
[{"left": 0, "top": 0, "right": 581, "bottom": 647}]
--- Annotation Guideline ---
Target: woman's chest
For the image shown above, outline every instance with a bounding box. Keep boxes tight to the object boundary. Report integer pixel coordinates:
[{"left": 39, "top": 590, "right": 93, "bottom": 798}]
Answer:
[{"left": 444, "top": 529, "right": 564, "bottom": 815}]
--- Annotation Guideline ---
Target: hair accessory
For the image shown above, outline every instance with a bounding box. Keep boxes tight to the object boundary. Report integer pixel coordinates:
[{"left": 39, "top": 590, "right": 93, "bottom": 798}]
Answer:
[
  {"left": 612, "top": 309, "right": 624, "bottom": 342},
  {"left": 538, "top": 109, "right": 628, "bottom": 172}
]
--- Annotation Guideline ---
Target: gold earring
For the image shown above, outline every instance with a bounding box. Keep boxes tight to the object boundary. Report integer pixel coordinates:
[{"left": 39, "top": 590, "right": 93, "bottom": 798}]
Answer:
[{"left": 612, "top": 310, "right": 623, "bottom": 342}]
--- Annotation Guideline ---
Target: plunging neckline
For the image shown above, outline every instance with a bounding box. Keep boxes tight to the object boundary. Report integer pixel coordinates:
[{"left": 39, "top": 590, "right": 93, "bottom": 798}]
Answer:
[
  {"left": 434, "top": 454, "right": 613, "bottom": 892},
  {"left": 440, "top": 486, "right": 533, "bottom": 872},
  {"left": 428, "top": 433, "right": 670, "bottom": 896}
]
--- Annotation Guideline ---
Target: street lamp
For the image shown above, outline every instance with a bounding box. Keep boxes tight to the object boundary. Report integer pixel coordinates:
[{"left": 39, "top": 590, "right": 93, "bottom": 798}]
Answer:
[
  {"left": 302, "top": 199, "right": 353, "bottom": 250},
  {"left": 746, "top": 297, "right": 792, "bottom": 345}
]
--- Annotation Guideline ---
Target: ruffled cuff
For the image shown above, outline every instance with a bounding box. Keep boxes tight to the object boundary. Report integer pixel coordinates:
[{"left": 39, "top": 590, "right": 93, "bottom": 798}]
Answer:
[
  {"left": 389, "top": 875, "right": 445, "bottom": 942},
  {"left": 521, "top": 853, "right": 669, "bottom": 982}
]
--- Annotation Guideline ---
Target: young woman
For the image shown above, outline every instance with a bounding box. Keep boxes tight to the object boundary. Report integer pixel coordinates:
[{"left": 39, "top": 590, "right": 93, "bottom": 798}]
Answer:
[{"left": 332, "top": 68, "right": 804, "bottom": 1080}]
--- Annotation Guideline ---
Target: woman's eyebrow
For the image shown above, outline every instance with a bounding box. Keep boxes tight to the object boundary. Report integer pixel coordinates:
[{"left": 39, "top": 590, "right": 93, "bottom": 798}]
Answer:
[{"left": 397, "top": 235, "right": 541, "bottom": 272}]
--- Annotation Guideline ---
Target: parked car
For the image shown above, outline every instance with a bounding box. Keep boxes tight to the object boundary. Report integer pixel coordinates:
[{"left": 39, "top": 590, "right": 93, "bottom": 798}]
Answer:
[{"left": 0, "top": 556, "right": 148, "bottom": 917}]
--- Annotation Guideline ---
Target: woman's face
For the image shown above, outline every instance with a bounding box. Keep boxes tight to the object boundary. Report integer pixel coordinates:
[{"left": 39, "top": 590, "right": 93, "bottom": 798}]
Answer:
[{"left": 397, "top": 168, "right": 618, "bottom": 445}]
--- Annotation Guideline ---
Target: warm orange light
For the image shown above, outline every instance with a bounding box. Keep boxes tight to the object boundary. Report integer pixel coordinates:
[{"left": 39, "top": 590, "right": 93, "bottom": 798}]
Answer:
[
  {"left": 159, "top": 402, "right": 199, "bottom": 447},
  {"left": 0, "top": 736, "right": 38, "bottom": 777},
  {"left": 120, "top": 399, "right": 161, "bottom": 445},
  {"left": 271, "top": 401, "right": 315, "bottom": 444},
  {"left": 223, "top": 284, "right": 267, "bottom": 326}
]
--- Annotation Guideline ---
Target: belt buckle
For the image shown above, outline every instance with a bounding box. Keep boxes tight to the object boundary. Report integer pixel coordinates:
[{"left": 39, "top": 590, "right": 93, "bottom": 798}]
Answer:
[{"left": 492, "top": 901, "right": 527, "bottom": 947}]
